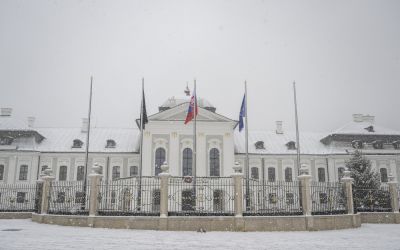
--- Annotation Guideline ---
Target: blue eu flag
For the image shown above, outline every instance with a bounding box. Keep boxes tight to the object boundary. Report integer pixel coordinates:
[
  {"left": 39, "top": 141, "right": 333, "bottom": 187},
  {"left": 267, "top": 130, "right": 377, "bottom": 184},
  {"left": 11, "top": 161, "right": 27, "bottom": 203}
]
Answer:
[{"left": 239, "top": 94, "right": 246, "bottom": 132}]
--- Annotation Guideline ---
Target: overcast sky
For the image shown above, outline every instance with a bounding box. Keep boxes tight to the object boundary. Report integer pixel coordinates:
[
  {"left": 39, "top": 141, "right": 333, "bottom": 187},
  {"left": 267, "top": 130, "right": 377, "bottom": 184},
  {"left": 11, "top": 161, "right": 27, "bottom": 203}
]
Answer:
[{"left": 0, "top": 0, "right": 399, "bottom": 133}]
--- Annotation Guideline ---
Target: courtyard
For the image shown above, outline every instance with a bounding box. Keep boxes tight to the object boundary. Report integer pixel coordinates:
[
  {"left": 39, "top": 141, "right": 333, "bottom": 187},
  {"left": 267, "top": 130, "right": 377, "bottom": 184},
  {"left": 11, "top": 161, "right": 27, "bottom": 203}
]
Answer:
[{"left": 0, "top": 219, "right": 399, "bottom": 250}]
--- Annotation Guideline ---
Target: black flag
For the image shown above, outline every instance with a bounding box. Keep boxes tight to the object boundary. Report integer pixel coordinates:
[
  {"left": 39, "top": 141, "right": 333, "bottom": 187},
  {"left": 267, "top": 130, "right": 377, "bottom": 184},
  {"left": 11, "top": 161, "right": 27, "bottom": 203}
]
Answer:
[{"left": 141, "top": 89, "right": 148, "bottom": 129}]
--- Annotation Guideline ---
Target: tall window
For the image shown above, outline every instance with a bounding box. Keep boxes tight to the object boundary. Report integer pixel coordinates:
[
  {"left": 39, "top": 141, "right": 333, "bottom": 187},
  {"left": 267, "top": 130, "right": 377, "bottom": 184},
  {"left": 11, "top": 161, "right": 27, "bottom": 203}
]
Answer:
[
  {"left": 338, "top": 167, "right": 345, "bottom": 181},
  {"left": 112, "top": 166, "right": 120, "bottom": 180},
  {"left": 19, "top": 165, "right": 28, "bottom": 181},
  {"left": 77, "top": 166, "right": 85, "bottom": 181},
  {"left": 213, "top": 190, "right": 224, "bottom": 212},
  {"left": 318, "top": 168, "right": 326, "bottom": 182},
  {"left": 285, "top": 168, "right": 292, "bottom": 182},
  {"left": 268, "top": 167, "right": 276, "bottom": 182},
  {"left": 152, "top": 189, "right": 160, "bottom": 212},
  {"left": 182, "top": 148, "right": 193, "bottom": 176},
  {"left": 209, "top": 148, "right": 220, "bottom": 177},
  {"left": 155, "top": 148, "right": 166, "bottom": 176},
  {"left": 130, "top": 166, "right": 138, "bottom": 176},
  {"left": 251, "top": 167, "right": 259, "bottom": 179},
  {"left": 0, "top": 164, "right": 4, "bottom": 181},
  {"left": 59, "top": 166, "right": 68, "bottom": 181},
  {"left": 380, "top": 168, "right": 388, "bottom": 183}
]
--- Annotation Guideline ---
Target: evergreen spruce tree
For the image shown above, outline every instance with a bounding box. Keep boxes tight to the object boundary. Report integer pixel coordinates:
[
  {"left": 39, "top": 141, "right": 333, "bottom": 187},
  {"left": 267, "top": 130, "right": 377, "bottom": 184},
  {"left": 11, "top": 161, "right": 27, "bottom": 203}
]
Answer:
[
  {"left": 345, "top": 150, "right": 390, "bottom": 211},
  {"left": 345, "top": 150, "right": 380, "bottom": 189}
]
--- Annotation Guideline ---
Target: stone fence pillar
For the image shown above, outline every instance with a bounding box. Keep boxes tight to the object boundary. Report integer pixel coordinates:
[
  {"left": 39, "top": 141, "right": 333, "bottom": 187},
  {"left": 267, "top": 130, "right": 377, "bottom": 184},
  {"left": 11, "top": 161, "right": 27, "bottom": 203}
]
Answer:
[
  {"left": 232, "top": 162, "right": 243, "bottom": 217},
  {"left": 388, "top": 174, "right": 399, "bottom": 213},
  {"left": 159, "top": 162, "right": 170, "bottom": 218},
  {"left": 298, "top": 165, "right": 312, "bottom": 216},
  {"left": 89, "top": 164, "right": 102, "bottom": 216},
  {"left": 40, "top": 167, "right": 55, "bottom": 214},
  {"left": 342, "top": 168, "right": 354, "bottom": 215}
]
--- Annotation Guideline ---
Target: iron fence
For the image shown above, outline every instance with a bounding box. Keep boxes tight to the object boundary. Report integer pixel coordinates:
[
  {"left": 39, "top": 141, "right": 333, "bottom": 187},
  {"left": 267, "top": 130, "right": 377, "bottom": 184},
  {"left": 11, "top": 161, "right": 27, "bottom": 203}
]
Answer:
[
  {"left": 310, "top": 181, "right": 346, "bottom": 215},
  {"left": 48, "top": 181, "right": 90, "bottom": 215},
  {"left": 353, "top": 185, "right": 391, "bottom": 212},
  {"left": 0, "top": 183, "right": 39, "bottom": 212},
  {"left": 168, "top": 177, "right": 235, "bottom": 216},
  {"left": 97, "top": 177, "right": 160, "bottom": 216},
  {"left": 243, "top": 179, "right": 303, "bottom": 216}
]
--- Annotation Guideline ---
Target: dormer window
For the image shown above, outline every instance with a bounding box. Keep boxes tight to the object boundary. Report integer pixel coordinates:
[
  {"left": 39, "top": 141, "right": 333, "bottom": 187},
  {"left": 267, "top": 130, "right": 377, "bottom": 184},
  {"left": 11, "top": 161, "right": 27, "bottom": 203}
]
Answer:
[
  {"left": 351, "top": 140, "right": 363, "bottom": 149},
  {"left": 372, "top": 140, "right": 383, "bottom": 149},
  {"left": 255, "top": 141, "right": 265, "bottom": 150},
  {"left": 0, "top": 136, "right": 13, "bottom": 145},
  {"left": 364, "top": 126, "right": 374, "bottom": 132},
  {"left": 72, "top": 139, "right": 83, "bottom": 148},
  {"left": 286, "top": 141, "right": 296, "bottom": 150},
  {"left": 106, "top": 139, "right": 116, "bottom": 148},
  {"left": 393, "top": 141, "right": 400, "bottom": 149}
]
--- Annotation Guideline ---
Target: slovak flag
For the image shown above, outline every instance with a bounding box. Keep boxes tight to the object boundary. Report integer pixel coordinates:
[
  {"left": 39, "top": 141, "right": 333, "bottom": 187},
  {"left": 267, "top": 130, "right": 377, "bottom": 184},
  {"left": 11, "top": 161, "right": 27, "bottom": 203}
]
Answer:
[
  {"left": 184, "top": 89, "right": 198, "bottom": 124},
  {"left": 239, "top": 94, "right": 246, "bottom": 132}
]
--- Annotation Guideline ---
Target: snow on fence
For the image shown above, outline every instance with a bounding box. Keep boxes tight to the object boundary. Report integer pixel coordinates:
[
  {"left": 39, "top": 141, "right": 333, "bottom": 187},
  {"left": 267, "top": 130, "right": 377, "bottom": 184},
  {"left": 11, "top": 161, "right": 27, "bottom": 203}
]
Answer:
[
  {"left": 48, "top": 181, "right": 90, "bottom": 215},
  {"left": 168, "top": 177, "right": 235, "bottom": 216},
  {"left": 97, "top": 177, "right": 161, "bottom": 216},
  {"left": 310, "top": 181, "right": 347, "bottom": 215},
  {"left": 243, "top": 179, "right": 303, "bottom": 216},
  {"left": 353, "top": 185, "right": 391, "bottom": 212},
  {"left": 0, "top": 183, "right": 41, "bottom": 212}
]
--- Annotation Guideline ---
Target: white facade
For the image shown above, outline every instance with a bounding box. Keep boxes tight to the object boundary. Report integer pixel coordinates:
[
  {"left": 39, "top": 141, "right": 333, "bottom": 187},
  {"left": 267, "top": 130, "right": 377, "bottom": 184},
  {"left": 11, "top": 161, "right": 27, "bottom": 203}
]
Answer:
[{"left": 1, "top": 99, "right": 400, "bottom": 185}]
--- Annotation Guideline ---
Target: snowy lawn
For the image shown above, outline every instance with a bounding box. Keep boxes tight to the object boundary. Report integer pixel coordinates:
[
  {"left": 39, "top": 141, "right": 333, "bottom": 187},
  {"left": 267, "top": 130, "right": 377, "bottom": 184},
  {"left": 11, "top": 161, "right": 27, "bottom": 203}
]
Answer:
[{"left": 0, "top": 219, "right": 399, "bottom": 250}]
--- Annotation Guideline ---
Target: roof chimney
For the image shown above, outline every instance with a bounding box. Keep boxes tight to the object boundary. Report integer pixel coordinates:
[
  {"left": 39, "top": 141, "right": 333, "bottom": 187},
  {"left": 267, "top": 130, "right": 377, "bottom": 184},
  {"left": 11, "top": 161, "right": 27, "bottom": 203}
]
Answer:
[
  {"left": 0, "top": 108, "right": 12, "bottom": 117},
  {"left": 276, "top": 121, "right": 283, "bottom": 134},
  {"left": 81, "top": 118, "right": 89, "bottom": 133},
  {"left": 27, "top": 117, "right": 35, "bottom": 128},
  {"left": 352, "top": 114, "right": 363, "bottom": 122},
  {"left": 362, "top": 115, "right": 375, "bottom": 124}
]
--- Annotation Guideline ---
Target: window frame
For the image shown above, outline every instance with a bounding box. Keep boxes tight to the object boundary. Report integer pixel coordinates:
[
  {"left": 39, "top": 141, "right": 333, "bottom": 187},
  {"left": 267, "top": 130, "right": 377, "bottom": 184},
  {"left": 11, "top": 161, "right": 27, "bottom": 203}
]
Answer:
[
  {"left": 18, "top": 165, "right": 28, "bottom": 181},
  {"left": 112, "top": 166, "right": 121, "bottom": 180},
  {"left": 209, "top": 148, "right": 220, "bottom": 177},
  {"left": 59, "top": 165, "right": 68, "bottom": 181},
  {"left": 182, "top": 148, "right": 193, "bottom": 176}
]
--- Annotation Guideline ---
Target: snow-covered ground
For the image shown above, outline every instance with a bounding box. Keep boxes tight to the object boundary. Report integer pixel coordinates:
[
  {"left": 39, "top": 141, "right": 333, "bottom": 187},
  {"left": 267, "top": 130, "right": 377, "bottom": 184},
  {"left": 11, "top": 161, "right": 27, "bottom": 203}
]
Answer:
[{"left": 0, "top": 219, "right": 400, "bottom": 250}]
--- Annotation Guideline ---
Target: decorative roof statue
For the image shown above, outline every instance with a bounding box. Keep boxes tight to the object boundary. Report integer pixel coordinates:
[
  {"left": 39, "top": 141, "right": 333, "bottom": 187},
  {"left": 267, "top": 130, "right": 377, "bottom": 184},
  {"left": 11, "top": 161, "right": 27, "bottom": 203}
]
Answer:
[{"left": 184, "top": 83, "right": 190, "bottom": 96}]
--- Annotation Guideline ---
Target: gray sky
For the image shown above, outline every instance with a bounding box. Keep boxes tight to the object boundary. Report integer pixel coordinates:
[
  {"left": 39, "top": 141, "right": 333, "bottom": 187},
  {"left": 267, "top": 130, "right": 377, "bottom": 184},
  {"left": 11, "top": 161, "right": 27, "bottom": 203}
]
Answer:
[{"left": 1, "top": 0, "right": 399, "bottom": 133}]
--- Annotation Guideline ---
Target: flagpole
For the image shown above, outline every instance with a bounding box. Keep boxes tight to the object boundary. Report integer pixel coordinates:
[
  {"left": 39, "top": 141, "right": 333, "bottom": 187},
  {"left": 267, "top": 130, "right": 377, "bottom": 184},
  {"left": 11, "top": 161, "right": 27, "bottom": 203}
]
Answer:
[
  {"left": 244, "top": 81, "right": 250, "bottom": 211},
  {"left": 193, "top": 79, "right": 197, "bottom": 201},
  {"left": 82, "top": 76, "right": 93, "bottom": 210},
  {"left": 137, "top": 78, "right": 144, "bottom": 211},
  {"left": 293, "top": 81, "right": 301, "bottom": 175}
]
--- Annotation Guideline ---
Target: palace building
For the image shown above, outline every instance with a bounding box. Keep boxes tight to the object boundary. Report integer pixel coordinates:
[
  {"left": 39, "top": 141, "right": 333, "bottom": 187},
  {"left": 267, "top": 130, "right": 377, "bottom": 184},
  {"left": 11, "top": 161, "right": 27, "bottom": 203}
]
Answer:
[{"left": 0, "top": 93, "right": 399, "bottom": 185}]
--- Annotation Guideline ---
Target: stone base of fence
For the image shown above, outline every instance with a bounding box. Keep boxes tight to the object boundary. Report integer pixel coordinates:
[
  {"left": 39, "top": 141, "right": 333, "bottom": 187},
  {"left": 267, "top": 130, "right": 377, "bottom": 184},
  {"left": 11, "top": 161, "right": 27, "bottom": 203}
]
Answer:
[
  {"left": 0, "top": 212, "right": 33, "bottom": 219},
  {"left": 31, "top": 213, "right": 361, "bottom": 232},
  {"left": 359, "top": 212, "right": 400, "bottom": 224}
]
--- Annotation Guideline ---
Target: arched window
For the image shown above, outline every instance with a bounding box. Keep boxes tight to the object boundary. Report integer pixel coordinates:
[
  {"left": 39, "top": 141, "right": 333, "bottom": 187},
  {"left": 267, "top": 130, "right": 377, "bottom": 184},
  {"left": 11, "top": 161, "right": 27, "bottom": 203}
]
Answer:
[
  {"left": 209, "top": 148, "right": 220, "bottom": 177},
  {"left": 112, "top": 166, "right": 120, "bottom": 180},
  {"left": 268, "top": 167, "right": 276, "bottom": 182},
  {"left": 72, "top": 139, "right": 83, "bottom": 148},
  {"left": 380, "top": 168, "right": 388, "bottom": 183},
  {"left": 77, "top": 166, "right": 85, "bottom": 181},
  {"left": 285, "top": 168, "right": 292, "bottom": 182},
  {"left": 19, "top": 165, "right": 28, "bottom": 181},
  {"left": 182, "top": 148, "right": 193, "bottom": 176},
  {"left": 130, "top": 166, "right": 138, "bottom": 176},
  {"left": 338, "top": 167, "right": 345, "bottom": 181},
  {"left": 0, "top": 164, "right": 4, "bottom": 181},
  {"left": 251, "top": 167, "right": 259, "bottom": 179},
  {"left": 59, "top": 166, "right": 68, "bottom": 181},
  {"left": 155, "top": 148, "right": 166, "bottom": 176},
  {"left": 318, "top": 168, "right": 326, "bottom": 182}
]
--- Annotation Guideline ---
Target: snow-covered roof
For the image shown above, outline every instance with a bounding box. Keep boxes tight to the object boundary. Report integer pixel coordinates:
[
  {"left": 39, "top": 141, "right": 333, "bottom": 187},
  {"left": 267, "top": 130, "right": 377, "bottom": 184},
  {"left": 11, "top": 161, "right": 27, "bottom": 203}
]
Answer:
[
  {"left": 234, "top": 131, "right": 333, "bottom": 155},
  {"left": 331, "top": 121, "right": 400, "bottom": 135},
  {"left": 159, "top": 96, "right": 215, "bottom": 110},
  {"left": 35, "top": 128, "right": 140, "bottom": 153}
]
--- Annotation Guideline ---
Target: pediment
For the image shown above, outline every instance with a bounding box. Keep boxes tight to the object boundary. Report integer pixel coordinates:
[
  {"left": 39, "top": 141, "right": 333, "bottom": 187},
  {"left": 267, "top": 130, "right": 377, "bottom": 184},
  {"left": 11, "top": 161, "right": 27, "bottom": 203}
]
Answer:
[{"left": 148, "top": 103, "right": 236, "bottom": 124}]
